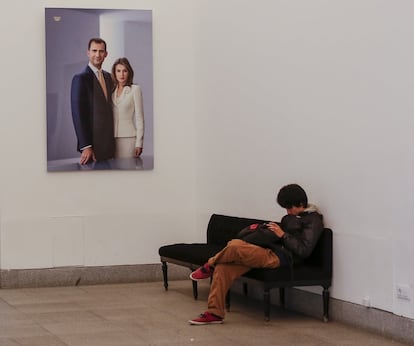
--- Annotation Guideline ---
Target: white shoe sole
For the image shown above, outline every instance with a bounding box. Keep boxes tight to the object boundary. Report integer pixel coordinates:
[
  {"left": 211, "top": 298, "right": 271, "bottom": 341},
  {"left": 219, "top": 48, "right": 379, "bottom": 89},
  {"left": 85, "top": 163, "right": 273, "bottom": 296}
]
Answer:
[
  {"left": 189, "top": 273, "right": 200, "bottom": 281},
  {"left": 188, "top": 319, "right": 223, "bottom": 325}
]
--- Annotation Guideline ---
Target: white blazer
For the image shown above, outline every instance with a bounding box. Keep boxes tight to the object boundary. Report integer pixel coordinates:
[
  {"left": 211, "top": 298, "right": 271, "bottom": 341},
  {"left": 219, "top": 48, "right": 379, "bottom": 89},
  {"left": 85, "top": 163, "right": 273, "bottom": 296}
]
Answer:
[{"left": 112, "top": 84, "right": 144, "bottom": 147}]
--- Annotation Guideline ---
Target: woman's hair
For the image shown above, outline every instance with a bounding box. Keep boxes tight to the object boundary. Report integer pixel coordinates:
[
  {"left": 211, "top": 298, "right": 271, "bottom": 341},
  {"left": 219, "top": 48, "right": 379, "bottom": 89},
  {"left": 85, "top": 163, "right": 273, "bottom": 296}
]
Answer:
[
  {"left": 277, "top": 184, "right": 308, "bottom": 208},
  {"left": 111, "top": 57, "right": 134, "bottom": 87}
]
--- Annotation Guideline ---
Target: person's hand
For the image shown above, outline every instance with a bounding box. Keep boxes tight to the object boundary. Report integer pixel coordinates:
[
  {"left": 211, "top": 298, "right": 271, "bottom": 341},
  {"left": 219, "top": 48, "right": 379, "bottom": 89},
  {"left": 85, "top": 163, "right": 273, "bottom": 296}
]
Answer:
[
  {"left": 134, "top": 147, "right": 143, "bottom": 157},
  {"left": 267, "top": 222, "right": 285, "bottom": 238},
  {"left": 80, "top": 148, "right": 96, "bottom": 165}
]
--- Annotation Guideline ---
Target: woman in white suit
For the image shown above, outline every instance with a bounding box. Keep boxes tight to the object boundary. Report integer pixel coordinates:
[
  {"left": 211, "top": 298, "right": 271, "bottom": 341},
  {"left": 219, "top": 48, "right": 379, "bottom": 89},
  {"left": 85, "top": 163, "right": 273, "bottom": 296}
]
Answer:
[{"left": 111, "top": 57, "right": 144, "bottom": 158}]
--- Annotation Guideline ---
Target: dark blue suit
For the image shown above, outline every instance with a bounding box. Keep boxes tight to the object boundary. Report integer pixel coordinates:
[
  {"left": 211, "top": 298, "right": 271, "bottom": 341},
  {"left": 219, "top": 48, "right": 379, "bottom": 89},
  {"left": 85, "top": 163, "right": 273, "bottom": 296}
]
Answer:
[{"left": 71, "top": 66, "right": 115, "bottom": 161}]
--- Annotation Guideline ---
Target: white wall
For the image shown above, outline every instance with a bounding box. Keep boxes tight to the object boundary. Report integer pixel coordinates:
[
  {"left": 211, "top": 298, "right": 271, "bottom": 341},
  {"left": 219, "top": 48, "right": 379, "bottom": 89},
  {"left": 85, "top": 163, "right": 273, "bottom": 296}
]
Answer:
[
  {"left": 1, "top": 0, "right": 413, "bottom": 320},
  {"left": 193, "top": 0, "right": 414, "bottom": 319},
  {"left": 0, "top": 0, "right": 198, "bottom": 267}
]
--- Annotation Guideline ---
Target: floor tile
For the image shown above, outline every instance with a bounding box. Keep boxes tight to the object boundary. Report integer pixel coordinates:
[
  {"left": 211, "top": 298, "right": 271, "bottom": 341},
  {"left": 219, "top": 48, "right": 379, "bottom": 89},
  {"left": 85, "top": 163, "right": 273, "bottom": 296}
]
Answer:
[{"left": 0, "top": 281, "right": 409, "bottom": 345}]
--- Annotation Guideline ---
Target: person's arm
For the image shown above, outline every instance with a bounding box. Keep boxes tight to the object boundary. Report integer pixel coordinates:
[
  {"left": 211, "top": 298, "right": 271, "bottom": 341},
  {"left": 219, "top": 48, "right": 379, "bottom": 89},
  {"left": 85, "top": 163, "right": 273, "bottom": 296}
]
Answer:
[
  {"left": 281, "top": 214, "right": 324, "bottom": 259},
  {"left": 71, "top": 74, "right": 94, "bottom": 160},
  {"left": 133, "top": 85, "right": 144, "bottom": 156}
]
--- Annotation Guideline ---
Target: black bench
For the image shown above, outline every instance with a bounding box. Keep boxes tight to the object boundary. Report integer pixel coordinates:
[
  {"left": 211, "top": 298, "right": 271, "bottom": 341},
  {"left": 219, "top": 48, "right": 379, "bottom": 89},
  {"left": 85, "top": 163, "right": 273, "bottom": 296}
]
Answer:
[{"left": 158, "top": 213, "right": 332, "bottom": 321}]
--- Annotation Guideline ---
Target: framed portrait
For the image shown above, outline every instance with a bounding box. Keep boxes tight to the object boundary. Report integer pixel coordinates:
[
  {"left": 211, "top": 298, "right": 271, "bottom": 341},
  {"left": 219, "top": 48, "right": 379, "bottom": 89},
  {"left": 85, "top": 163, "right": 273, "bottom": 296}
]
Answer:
[{"left": 45, "top": 8, "right": 154, "bottom": 171}]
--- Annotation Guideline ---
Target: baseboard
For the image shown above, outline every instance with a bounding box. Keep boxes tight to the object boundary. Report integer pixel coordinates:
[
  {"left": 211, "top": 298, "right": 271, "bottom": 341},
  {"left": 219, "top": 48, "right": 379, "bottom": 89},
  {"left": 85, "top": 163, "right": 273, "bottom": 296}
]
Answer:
[
  {"left": 0, "top": 263, "right": 189, "bottom": 289},
  {"left": 1, "top": 264, "right": 412, "bottom": 344},
  {"left": 229, "top": 281, "right": 414, "bottom": 344}
]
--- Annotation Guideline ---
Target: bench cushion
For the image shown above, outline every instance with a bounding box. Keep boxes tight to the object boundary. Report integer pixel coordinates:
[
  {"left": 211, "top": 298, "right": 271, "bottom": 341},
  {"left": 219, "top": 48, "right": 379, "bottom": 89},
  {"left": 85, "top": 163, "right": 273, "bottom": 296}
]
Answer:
[{"left": 159, "top": 243, "right": 223, "bottom": 266}]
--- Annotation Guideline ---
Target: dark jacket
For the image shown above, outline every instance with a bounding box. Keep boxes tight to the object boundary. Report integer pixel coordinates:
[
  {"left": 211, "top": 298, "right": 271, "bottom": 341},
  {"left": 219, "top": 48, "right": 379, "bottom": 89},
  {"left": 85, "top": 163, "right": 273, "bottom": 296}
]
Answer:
[
  {"left": 71, "top": 66, "right": 115, "bottom": 161},
  {"left": 237, "top": 205, "right": 324, "bottom": 265}
]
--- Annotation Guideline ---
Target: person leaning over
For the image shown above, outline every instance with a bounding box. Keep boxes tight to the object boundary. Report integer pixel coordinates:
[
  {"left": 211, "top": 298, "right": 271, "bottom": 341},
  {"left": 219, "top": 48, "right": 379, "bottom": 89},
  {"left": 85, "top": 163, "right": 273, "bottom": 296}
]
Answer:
[{"left": 188, "top": 183, "right": 324, "bottom": 325}]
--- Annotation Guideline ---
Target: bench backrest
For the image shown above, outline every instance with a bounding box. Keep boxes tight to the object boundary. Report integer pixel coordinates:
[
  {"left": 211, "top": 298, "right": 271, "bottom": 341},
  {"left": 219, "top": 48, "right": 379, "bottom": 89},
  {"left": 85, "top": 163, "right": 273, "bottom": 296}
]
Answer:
[
  {"left": 305, "top": 228, "right": 332, "bottom": 276},
  {"left": 207, "top": 214, "right": 332, "bottom": 274},
  {"left": 207, "top": 214, "right": 269, "bottom": 247}
]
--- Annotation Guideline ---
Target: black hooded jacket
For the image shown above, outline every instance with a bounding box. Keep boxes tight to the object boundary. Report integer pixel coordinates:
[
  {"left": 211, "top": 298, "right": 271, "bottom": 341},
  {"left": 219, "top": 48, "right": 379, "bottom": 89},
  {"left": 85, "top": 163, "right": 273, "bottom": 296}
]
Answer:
[{"left": 237, "top": 205, "right": 324, "bottom": 265}]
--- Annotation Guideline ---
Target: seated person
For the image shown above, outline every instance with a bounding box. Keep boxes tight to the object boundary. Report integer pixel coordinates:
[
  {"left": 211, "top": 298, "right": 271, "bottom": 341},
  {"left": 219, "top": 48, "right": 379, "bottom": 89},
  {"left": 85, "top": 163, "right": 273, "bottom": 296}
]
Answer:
[{"left": 188, "top": 183, "right": 324, "bottom": 325}]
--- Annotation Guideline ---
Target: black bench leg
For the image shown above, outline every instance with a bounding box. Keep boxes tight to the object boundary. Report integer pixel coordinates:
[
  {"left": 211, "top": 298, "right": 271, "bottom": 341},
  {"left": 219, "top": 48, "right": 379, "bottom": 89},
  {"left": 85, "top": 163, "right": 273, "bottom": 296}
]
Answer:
[
  {"left": 279, "top": 287, "right": 285, "bottom": 307},
  {"left": 323, "top": 287, "right": 330, "bottom": 322},
  {"left": 225, "top": 290, "right": 231, "bottom": 311},
  {"left": 161, "top": 261, "right": 168, "bottom": 291},
  {"left": 192, "top": 280, "right": 198, "bottom": 300},
  {"left": 264, "top": 289, "right": 270, "bottom": 321}
]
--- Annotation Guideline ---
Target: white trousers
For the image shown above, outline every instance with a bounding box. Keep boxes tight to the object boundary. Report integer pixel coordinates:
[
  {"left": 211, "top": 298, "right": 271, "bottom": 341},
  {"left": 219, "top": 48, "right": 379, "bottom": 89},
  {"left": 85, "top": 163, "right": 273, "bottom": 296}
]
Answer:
[{"left": 115, "top": 137, "right": 136, "bottom": 158}]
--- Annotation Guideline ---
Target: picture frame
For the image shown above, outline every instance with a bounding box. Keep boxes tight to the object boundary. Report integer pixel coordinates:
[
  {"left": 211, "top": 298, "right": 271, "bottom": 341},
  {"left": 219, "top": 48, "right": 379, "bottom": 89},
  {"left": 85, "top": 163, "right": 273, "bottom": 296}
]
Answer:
[{"left": 45, "top": 8, "right": 154, "bottom": 171}]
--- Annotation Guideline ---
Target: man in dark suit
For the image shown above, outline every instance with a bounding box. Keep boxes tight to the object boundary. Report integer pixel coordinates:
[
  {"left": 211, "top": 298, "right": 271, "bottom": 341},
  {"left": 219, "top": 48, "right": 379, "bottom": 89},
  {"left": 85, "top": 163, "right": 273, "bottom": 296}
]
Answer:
[{"left": 71, "top": 38, "right": 115, "bottom": 164}]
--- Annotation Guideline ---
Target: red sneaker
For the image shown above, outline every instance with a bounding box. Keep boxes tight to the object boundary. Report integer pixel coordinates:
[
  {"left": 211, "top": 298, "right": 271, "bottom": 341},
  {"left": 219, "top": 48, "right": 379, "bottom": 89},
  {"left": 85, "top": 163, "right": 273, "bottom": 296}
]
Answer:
[
  {"left": 188, "top": 311, "right": 223, "bottom": 325},
  {"left": 190, "top": 263, "right": 213, "bottom": 281}
]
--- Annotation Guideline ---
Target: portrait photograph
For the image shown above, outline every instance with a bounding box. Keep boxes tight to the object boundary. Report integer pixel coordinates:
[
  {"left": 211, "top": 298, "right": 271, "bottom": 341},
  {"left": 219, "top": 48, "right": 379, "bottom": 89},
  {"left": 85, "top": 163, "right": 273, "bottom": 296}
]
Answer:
[{"left": 45, "top": 8, "right": 154, "bottom": 171}]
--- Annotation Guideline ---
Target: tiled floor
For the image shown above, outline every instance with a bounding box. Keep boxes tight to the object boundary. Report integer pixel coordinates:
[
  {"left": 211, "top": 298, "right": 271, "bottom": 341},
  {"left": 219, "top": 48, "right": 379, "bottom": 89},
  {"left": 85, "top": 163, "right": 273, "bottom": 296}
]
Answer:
[{"left": 0, "top": 280, "right": 408, "bottom": 345}]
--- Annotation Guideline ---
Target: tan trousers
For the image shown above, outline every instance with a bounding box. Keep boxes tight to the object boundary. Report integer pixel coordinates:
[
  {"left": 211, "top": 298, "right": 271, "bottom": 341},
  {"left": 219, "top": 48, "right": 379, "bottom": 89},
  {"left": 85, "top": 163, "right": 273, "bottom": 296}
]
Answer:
[{"left": 206, "top": 239, "right": 280, "bottom": 318}]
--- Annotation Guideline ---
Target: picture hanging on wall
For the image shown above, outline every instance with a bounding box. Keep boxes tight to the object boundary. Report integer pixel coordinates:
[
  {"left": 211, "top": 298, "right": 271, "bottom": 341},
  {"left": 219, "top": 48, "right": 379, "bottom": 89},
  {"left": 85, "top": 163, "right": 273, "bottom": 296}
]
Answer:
[{"left": 45, "top": 8, "right": 154, "bottom": 171}]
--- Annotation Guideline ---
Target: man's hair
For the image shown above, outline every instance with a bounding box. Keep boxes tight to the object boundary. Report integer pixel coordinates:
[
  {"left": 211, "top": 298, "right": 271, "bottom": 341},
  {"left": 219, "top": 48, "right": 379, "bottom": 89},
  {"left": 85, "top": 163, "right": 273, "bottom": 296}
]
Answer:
[
  {"left": 88, "top": 38, "right": 107, "bottom": 51},
  {"left": 277, "top": 184, "right": 308, "bottom": 208},
  {"left": 111, "top": 57, "right": 134, "bottom": 87}
]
